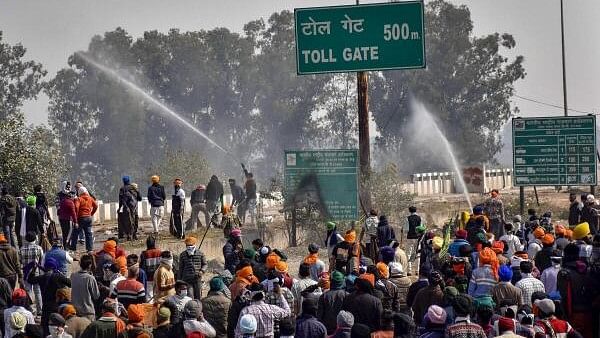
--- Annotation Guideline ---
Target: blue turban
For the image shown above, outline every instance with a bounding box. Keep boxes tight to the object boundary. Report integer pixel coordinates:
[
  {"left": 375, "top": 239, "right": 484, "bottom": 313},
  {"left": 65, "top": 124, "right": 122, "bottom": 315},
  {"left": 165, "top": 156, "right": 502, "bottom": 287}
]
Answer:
[
  {"left": 473, "top": 205, "right": 484, "bottom": 215},
  {"left": 499, "top": 264, "right": 513, "bottom": 282},
  {"left": 122, "top": 176, "right": 131, "bottom": 185},
  {"left": 380, "top": 246, "right": 396, "bottom": 264},
  {"left": 44, "top": 257, "right": 59, "bottom": 272}
]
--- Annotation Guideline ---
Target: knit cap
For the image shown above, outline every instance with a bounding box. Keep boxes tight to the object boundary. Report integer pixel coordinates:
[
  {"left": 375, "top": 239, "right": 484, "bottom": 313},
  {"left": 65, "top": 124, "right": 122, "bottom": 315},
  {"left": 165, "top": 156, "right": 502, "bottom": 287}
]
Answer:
[
  {"left": 426, "top": 305, "right": 447, "bottom": 325},
  {"left": 239, "top": 314, "right": 257, "bottom": 334},
  {"left": 331, "top": 270, "right": 345, "bottom": 289},
  {"left": 184, "top": 299, "right": 202, "bottom": 319},
  {"left": 209, "top": 276, "right": 225, "bottom": 292},
  {"left": 157, "top": 306, "right": 171, "bottom": 324},
  {"left": 534, "top": 298, "right": 555, "bottom": 315},
  {"left": 337, "top": 310, "right": 354, "bottom": 328},
  {"left": 388, "top": 261, "right": 404, "bottom": 276},
  {"left": 49, "top": 313, "right": 66, "bottom": 326}
]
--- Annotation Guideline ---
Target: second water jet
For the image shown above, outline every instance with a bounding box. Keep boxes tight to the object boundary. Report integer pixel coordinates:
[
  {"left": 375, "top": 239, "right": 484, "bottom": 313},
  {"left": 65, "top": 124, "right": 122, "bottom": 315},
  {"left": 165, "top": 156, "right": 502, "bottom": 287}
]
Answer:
[{"left": 409, "top": 100, "right": 473, "bottom": 211}]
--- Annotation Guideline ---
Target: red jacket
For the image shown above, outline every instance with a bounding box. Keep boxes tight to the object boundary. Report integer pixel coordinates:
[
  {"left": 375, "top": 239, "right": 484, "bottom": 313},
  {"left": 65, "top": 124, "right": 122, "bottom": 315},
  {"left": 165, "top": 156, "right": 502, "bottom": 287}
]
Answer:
[{"left": 58, "top": 198, "right": 77, "bottom": 222}]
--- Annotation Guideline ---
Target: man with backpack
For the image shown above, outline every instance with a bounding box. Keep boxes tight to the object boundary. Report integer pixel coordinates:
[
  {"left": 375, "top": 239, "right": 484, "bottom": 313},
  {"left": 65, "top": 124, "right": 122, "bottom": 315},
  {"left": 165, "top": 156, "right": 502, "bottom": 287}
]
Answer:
[{"left": 0, "top": 188, "right": 18, "bottom": 247}]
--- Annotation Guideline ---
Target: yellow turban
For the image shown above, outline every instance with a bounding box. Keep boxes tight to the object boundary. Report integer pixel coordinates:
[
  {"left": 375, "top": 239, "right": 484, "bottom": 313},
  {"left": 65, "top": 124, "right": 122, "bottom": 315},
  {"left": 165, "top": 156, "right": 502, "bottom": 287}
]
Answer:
[
  {"left": 573, "top": 222, "right": 590, "bottom": 240},
  {"left": 432, "top": 236, "right": 443, "bottom": 250}
]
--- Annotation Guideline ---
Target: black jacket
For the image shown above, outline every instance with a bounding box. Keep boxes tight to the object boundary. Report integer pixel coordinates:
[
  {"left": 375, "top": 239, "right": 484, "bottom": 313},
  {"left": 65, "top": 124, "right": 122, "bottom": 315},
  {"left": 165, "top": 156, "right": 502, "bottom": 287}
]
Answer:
[
  {"left": 0, "top": 194, "right": 17, "bottom": 223},
  {"left": 318, "top": 288, "right": 348, "bottom": 334},
  {"left": 407, "top": 214, "right": 421, "bottom": 239},
  {"left": 206, "top": 177, "right": 224, "bottom": 202},
  {"left": 342, "top": 291, "right": 383, "bottom": 332},
  {"left": 568, "top": 201, "right": 581, "bottom": 226},
  {"left": 15, "top": 206, "right": 44, "bottom": 237},
  {"left": 244, "top": 179, "right": 257, "bottom": 200},
  {"left": 580, "top": 204, "right": 599, "bottom": 234},
  {"left": 223, "top": 239, "right": 242, "bottom": 274},
  {"left": 190, "top": 189, "right": 206, "bottom": 205},
  {"left": 147, "top": 184, "right": 166, "bottom": 207},
  {"left": 178, "top": 250, "right": 208, "bottom": 282},
  {"left": 376, "top": 219, "right": 396, "bottom": 248},
  {"left": 229, "top": 184, "right": 245, "bottom": 205}
]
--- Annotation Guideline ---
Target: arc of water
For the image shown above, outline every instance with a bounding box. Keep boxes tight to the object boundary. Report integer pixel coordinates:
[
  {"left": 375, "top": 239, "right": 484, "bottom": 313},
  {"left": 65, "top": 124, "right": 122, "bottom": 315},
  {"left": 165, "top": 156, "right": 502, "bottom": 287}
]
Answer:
[
  {"left": 413, "top": 101, "right": 473, "bottom": 212},
  {"left": 76, "top": 52, "right": 231, "bottom": 156}
]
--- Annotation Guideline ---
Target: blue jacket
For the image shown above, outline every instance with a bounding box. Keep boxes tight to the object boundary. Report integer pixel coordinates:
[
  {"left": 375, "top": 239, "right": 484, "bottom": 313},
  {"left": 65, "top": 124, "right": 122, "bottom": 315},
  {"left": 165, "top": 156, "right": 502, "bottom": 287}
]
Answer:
[
  {"left": 295, "top": 314, "right": 327, "bottom": 338},
  {"left": 448, "top": 239, "right": 469, "bottom": 257},
  {"left": 468, "top": 265, "right": 497, "bottom": 298},
  {"left": 147, "top": 184, "right": 166, "bottom": 207}
]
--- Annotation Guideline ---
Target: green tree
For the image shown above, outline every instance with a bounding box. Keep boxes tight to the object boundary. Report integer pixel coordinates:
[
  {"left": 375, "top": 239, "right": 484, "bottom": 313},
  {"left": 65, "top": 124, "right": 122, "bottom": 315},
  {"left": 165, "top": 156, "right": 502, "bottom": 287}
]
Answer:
[
  {"left": 0, "top": 31, "right": 47, "bottom": 119},
  {"left": 0, "top": 114, "right": 67, "bottom": 195},
  {"left": 370, "top": 0, "right": 525, "bottom": 172},
  {"left": 313, "top": 73, "right": 358, "bottom": 149},
  {"left": 146, "top": 149, "right": 211, "bottom": 190},
  {"left": 248, "top": 12, "right": 332, "bottom": 177},
  {"left": 367, "top": 163, "right": 414, "bottom": 223}
]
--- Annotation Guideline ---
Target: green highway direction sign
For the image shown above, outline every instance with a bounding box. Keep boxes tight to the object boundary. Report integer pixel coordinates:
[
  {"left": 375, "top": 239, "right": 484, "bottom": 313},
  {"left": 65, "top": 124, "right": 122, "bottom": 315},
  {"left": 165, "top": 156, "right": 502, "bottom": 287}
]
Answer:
[
  {"left": 512, "top": 116, "right": 597, "bottom": 186},
  {"left": 294, "top": 1, "right": 425, "bottom": 74},
  {"left": 284, "top": 150, "right": 358, "bottom": 220}
]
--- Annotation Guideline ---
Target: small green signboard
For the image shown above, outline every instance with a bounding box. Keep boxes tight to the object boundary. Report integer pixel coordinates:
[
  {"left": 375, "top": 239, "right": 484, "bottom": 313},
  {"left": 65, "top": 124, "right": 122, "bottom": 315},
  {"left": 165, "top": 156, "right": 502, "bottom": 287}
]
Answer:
[
  {"left": 512, "top": 116, "right": 597, "bottom": 186},
  {"left": 284, "top": 150, "right": 359, "bottom": 220},
  {"left": 294, "top": 1, "right": 425, "bottom": 74}
]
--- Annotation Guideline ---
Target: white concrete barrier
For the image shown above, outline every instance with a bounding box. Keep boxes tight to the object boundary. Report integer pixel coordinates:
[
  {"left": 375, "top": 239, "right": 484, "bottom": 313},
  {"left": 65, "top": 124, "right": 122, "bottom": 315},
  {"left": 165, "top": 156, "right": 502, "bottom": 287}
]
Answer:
[{"left": 407, "top": 168, "right": 513, "bottom": 196}]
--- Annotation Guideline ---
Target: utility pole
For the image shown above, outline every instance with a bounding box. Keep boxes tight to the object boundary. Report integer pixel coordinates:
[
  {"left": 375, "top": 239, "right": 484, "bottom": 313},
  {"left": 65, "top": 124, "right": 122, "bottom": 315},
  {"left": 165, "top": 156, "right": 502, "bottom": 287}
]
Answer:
[
  {"left": 560, "top": 0, "right": 568, "bottom": 118},
  {"left": 356, "top": 0, "right": 371, "bottom": 212}
]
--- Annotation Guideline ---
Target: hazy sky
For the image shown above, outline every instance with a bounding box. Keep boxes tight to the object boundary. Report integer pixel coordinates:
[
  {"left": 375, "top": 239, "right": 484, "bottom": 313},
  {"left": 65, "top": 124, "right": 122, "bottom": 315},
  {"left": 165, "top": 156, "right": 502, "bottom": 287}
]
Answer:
[{"left": 1, "top": 0, "right": 599, "bottom": 125}]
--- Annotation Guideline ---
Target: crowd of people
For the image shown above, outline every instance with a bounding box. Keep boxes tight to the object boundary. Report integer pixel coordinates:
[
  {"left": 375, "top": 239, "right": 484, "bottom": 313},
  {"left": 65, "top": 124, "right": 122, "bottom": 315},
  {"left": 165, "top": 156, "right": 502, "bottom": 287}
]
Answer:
[{"left": 0, "top": 180, "right": 599, "bottom": 338}]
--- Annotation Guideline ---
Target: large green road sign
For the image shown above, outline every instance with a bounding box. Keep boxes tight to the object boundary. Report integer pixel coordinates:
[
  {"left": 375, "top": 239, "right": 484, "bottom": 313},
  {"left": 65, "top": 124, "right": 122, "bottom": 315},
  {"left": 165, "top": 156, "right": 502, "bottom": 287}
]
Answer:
[
  {"left": 512, "top": 116, "right": 597, "bottom": 186},
  {"left": 294, "top": 1, "right": 425, "bottom": 74},
  {"left": 284, "top": 150, "right": 358, "bottom": 220}
]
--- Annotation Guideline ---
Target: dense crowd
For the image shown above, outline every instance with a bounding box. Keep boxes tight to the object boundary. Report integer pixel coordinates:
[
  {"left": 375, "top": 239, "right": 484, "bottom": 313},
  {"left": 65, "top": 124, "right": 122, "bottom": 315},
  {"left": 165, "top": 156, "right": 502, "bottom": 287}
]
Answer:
[{"left": 0, "top": 180, "right": 599, "bottom": 338}]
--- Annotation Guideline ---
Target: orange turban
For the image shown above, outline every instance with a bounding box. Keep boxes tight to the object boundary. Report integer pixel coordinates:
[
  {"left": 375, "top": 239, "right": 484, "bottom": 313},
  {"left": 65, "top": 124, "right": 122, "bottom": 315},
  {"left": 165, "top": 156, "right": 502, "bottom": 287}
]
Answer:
[
  {"left": 185, "top": 236, "right": 197, "bottom": 246},
  {"left": 265, "top": 253, "right": 280, "bottom": 270},
  {"left": 275, "top": 261, "right": 288, "bottom": 274},
  {"left": 541, "top": 234, "right": 555, "bottom": 246},
  {"left": 376, "top": 262, "right": 389, "bottom": 279},
  {"left": 0, "top": 234, "right": 6, "bottom": 243},
  {"left": 344, "top": 230, "right": 357, "bottom": 243},
  {"left": 515, "top": 251, "right": 529, "bottom": 260},
  {"left": 104, "top": 240, "right": 117, "bottom": 258},
  {"left": 128, "top": 304, "right": 145, "bottom": 323},
  {"left": 116, "top": 255, "right": 127, "bottom": 275},
  {"left": 492, "top": 241, "right": 505, "bottom": 254},
  {"left": 554, "top": 224, "right": 566, "bottom": 236},
  {"left": 565, "top": 229, "right": 574, "bottom": 240},
  {"left": 359, "top": 273, "right": 375, "bottom": 287},
  {"left": 61, "top": 304, "right": 77, "bottom": 318},
  {"left": 533, "top": 227, "right": 545, "bottom": 239},
  {"left": 479, "top": 247, "right": 499, "bottom": 280},
  {"left": 319, "top": 272, "right": 330, "bottom": 290},
  {"left": 236, "top": 265, "right": 253, "bottom": 280}
]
